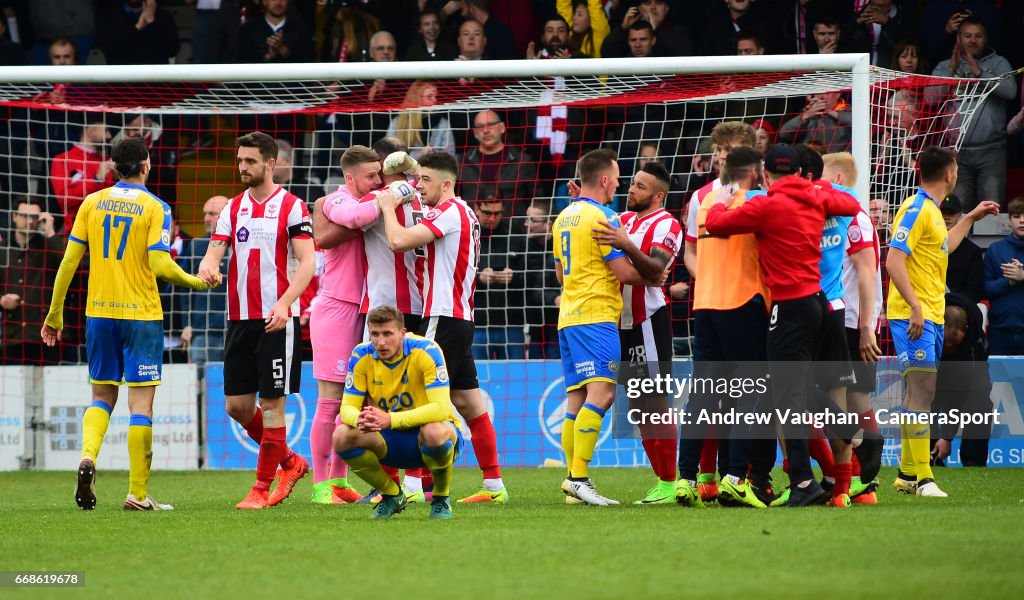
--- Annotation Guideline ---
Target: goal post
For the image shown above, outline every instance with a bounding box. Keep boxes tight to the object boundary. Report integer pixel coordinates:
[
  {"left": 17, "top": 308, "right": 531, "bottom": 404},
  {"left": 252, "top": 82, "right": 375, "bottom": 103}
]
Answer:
[{"left": 0, "top": 54, "right": 1009, "bottom": 470}]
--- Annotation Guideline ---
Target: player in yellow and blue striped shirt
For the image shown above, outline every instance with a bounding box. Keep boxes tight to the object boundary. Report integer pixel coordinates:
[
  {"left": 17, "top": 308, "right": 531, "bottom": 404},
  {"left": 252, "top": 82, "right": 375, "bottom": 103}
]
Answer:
[
  {"left": 552, "top": 148, "right": 661, "bottom": 506},
  {"left": 886, "top": 146, "right": 997, "bottom": 498},
  {"left": 333, "top": 306, "right": 463, "bottom": 519},
  {"left": 41, "top": 136, "right": 218, "bottom": 512}
]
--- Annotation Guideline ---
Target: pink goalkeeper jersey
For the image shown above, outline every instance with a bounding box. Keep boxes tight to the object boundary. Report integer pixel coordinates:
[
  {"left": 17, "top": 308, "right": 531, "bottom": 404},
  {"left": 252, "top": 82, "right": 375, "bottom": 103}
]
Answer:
[{"left": 319, "top": 185, "right": 380, "bottom": 305}]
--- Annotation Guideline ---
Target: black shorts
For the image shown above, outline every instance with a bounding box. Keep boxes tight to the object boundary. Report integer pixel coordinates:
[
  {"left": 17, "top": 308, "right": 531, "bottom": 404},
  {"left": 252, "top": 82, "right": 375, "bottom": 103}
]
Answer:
[
  {"left": 419, "top": 315, "right": 478, "bottom": 390},
  {"left": 845, "top": 327, "right": 878, "bottom": 394},
  {"left": 619, "top": 305, "right": 673, "bottom": 379},
  {"left": 224, "top": 318, "right": 302, "bottom": 398},
  {"left": 814, "top": 308, "right": 855, "bottom": 389}
]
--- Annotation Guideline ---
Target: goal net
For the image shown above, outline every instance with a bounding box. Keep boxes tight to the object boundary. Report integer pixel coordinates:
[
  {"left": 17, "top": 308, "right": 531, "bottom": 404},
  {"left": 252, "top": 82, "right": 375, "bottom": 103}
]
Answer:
[{"left": 0, "top": 55, "right": 1005, "bottom": 471}]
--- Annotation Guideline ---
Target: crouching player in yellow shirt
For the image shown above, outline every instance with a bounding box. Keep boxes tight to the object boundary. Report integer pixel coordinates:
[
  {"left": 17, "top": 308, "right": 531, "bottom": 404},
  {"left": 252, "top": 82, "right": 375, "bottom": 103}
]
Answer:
[{"left": 333, "top": 306, "right": 464, "bottom": 519}]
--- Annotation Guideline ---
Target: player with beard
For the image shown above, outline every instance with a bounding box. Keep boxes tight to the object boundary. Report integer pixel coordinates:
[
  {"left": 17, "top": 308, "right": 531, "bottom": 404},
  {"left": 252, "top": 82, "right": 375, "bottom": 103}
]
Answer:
[
  {"left": 198, "top": 132, "right": 315, "bottom": 509},
  {"left": 592, "top": 162, "right": 681, "bottom": 504}
]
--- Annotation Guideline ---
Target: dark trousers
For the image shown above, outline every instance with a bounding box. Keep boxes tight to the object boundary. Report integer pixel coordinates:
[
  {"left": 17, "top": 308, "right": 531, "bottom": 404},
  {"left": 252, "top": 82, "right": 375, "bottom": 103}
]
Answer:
[
  {"left": 767, "top": 293, "right": 828, "bottom": 485},
  {"left": 678, "top": 296, "right": 769, "bottom": 480}
]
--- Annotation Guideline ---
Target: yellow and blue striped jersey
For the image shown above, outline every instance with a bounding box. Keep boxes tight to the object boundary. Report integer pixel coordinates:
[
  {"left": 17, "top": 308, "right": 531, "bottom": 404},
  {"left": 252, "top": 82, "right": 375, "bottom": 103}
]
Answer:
[
  {"left": 552, "top": 198, "right": 626, "bottom": 328},
  {"left": 341, "top": 333, "right": 459, "bottom": 430},
  {"left": 69, "top": 181, "right": 172, "bottom": 321},
  {"left": 887, "top": 188, "right": 948, "bottom": 324}
]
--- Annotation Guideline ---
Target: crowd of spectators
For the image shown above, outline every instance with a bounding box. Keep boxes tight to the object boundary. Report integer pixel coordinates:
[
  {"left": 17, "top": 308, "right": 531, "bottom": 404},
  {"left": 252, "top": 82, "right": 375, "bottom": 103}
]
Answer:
[{"left": 4, "top": 0, "right": 1024, "bottom": 364}]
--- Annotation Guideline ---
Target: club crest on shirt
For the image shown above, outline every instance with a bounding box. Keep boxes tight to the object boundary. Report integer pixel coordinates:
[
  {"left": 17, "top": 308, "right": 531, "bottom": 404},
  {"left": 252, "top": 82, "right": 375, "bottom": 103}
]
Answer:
[
  {"left": 664, "top": 235, "right": 677, "bottom": 252},
  {"left": 266, "top": 202, "right": 279, "bottom": 218},
  {"left": 237, "top": 227, "right": 250, "bottom": 243},
  {"left": 848, "top": 224, "right": 862, "bottom": 243},
  {"left": 426, "top": 208, "right": 442, "bottom": 220}
]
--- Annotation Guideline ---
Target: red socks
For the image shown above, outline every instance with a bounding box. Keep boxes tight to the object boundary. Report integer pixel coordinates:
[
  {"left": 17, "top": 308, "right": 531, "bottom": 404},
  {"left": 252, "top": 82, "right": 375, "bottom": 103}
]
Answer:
[
  {"left": 383, "top": 465, "right": 400, "bottom": 485},
  {"left": 255, "top": 426, "right": 287, "bottom": 491},
  {"left": 808, "top": 434, "right": 834, "bottom": 479},
  {"left": 699, "top": 435, "right": 718, "bottom": 476},
  {"left": 467, "top": 413, "right": 501, "bottom": 479},
  {"left": 833, "top": 462, "right": 852, "bottom": 498},
  {"left": 243, "top": 407, "right": 264, "bottom": 445},
  {"left": 851, "top": 452, "right": 862, "bottom": 477},
  {"left": 243, "top": 407, "right": 295, "bottom": 468},
  {"left": 640, "top": 424, "right": 677, "bottom": 482}
]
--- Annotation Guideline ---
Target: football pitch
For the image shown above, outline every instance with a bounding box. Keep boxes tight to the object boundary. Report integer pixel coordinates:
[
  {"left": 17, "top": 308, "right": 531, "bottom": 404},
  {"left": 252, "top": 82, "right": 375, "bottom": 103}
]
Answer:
[{"left": 2, "top": 467, "right": 1022, "bottom": 598}]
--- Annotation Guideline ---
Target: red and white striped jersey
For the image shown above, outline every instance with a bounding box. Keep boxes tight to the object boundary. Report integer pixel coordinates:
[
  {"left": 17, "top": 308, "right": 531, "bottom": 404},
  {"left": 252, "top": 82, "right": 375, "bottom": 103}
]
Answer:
[
  {"left": 842, "top": 209, "right": 883, "bottom": 331},
  {"left": 619, "top": 208, "right": 683, "bottom": 329},
  {"left": 212, "top": 186, "right": 312, "bottom": 321},
  {"left": 418, "top": 196, "right": 480, "bottom": 321},
  {"left": 359, "top": 186, "right": 426, "bottom": 315},
  {"left": 685, "top": 178, "right": 723, "bottom": 243}
]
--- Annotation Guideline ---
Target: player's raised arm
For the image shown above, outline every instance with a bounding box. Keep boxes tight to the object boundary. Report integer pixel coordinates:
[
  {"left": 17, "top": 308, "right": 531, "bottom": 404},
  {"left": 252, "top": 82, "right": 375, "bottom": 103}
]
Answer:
[
  {"left": 312, "top": 195, "right": 361, "bottom": 250},
  {"left": 379, "top": 187, "right": 436, "bottom": 252}
]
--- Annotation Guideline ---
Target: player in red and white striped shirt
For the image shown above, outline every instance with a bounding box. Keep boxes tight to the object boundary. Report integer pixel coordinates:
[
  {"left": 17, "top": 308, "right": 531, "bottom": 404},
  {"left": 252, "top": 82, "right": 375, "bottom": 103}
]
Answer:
[
  {"left": 593, "top": 162, "right": 683, "bottom": 504},
  {"left": 199, "top": 132, "right": 315, "bottom": 510},
  {"left": 360, "top": 139, "right": 425, "bottom": 329},
  {"left": 377, "top": 149, "right": 508, "bottom": 504}
]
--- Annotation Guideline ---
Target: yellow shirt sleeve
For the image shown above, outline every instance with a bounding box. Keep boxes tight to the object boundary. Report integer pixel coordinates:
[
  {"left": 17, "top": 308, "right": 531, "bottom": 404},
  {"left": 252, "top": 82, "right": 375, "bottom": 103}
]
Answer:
[{"left": 341, "top": 353, "right": 368, "bottom": 428}]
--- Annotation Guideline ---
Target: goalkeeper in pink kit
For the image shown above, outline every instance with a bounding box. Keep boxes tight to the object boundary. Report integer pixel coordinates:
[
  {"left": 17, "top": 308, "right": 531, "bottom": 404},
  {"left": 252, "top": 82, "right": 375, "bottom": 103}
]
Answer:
[{"left": 307, "top": 146, "right": 386, "bottom": 503}]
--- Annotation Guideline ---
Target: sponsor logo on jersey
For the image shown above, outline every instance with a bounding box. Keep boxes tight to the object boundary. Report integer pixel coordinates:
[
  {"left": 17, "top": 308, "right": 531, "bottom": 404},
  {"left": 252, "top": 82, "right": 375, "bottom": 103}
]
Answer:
[
  {"left": 345, "top": 371, "right": 354, "bottom": 390},
  {"left": 236, "top": 227, "right": 250, "bottom": 243},
  {"left": 436, "top": 366, "right": 449, "bottom": 384},
  {"left": 161, "top": 230, "right": 171, "bottom": 246},
  {"left": 894, "top": 227, "right": 910, "bottom": 243}
]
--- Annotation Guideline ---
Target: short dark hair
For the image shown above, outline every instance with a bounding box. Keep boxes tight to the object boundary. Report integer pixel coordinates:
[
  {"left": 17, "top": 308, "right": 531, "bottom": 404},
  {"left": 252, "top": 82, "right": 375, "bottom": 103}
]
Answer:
[
  {"left": 236, "top": 131, "right": 278, "bottom": 162},
  {"left": 958, "top": 15, "right": 986, "bottom": 33},
  {"left": 372, "top": 136, "right": 408, "bottom": 161},
  {"left": 543, "top": 13, "right": 570, "bottom": 31},
  {"left": 639, "top": 161, "right": 671, "bottom": 190},
  {"left": 341, "top": 145, "right": 380, "bottom": 172},
  {"left": 465, "top": 0, "right": 489, "bottom": 11},
  {"left": 15, "top": 196, "right": 43, "bottom": 210},
  {"left": 917, "top": 146, "right": 957, "bottom": 184},
  {"left": 111, "top": 136, "right": 149, "bottom": 178},
  {"left": 367, "top": 305, "right": 404, "bottom": 329},
  {"left": 628, "top": 19, "right": 655, "bottom": 35},
  {"left": 529, "top": 198, "right": 552, "bottom": 216},
  {"left": 812, "top": 13, "right": 840, "bottom": 29},
  {"left": 735, "top": 30, "right": 762, "bottom": 48},
  {"left": 418, "top": 149, "right": 459, "bottom": 181},
  {"left": 723, "top": 146, "right": 762, "bottom": 184},
  {"left": 1007, "top": 196, "right": 1024, "bottom": 216},
  {"left": 795, "top": 144, "right": 824, "bottom": 180},
  {"left": 577, "top": 148, "right": 618, "bottom": 186}
]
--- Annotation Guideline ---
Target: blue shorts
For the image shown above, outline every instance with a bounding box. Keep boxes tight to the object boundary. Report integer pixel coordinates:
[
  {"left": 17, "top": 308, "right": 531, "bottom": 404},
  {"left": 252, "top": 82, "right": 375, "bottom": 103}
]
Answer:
[
  {"left": 86, "top": 317, "right": 163, "bottom": 386},
  {"left": 379, "top": 421, "right": 464, "bottom": 470},
  {"left": 890, "top": 319, "right": 943, "bottom": 373},
  {"left": 558, "top": 322, "right": 620, "bottom": 392}
]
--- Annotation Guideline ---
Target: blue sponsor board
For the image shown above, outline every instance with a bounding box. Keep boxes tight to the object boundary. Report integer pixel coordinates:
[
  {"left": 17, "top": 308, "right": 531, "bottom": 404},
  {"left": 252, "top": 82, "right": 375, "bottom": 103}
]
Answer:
[{"left": 203, "top": 358, "right": 1024, "bottom": 469}]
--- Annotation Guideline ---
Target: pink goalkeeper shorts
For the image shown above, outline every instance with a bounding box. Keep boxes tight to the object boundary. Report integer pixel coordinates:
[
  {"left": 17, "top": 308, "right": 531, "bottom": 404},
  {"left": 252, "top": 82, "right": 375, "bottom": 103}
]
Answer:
[{"left": 310, "top": 296, "right": 365, "bottom": 383}]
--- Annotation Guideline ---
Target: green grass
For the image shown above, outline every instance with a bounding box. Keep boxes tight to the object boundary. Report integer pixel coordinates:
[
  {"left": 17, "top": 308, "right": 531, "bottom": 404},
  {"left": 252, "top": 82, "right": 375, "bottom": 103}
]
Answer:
[{"left": 1, "top": 467, "right": 1023, "bottom": 598}]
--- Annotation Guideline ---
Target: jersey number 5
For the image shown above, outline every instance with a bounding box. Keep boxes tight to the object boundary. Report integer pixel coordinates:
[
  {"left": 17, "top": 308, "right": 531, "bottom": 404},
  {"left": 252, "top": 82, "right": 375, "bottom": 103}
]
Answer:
[
  {"left": 102, "top": 214, "right": 134, "bottom": 260},
  {"left": 559, "top": 230, "right": 571, "bottom": 275}
]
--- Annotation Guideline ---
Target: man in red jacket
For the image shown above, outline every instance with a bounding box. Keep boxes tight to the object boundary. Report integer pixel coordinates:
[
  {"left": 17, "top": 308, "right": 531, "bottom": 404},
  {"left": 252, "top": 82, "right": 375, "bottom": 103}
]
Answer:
[
  {"left": 50, "top": 113, "right": 116, "bottom": 234},
  {"left": 704, "top": 144, "right": 861, "bottom": 507}
]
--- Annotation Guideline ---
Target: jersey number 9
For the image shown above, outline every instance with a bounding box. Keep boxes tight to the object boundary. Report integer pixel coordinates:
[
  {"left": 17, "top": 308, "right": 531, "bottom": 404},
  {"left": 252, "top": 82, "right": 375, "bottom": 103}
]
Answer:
[
  {"left": 559, "top": 230, "right": 571, "bottom": 275},
  {"left": 102, "top": 214, "right": 134, "bottom": 260}
]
